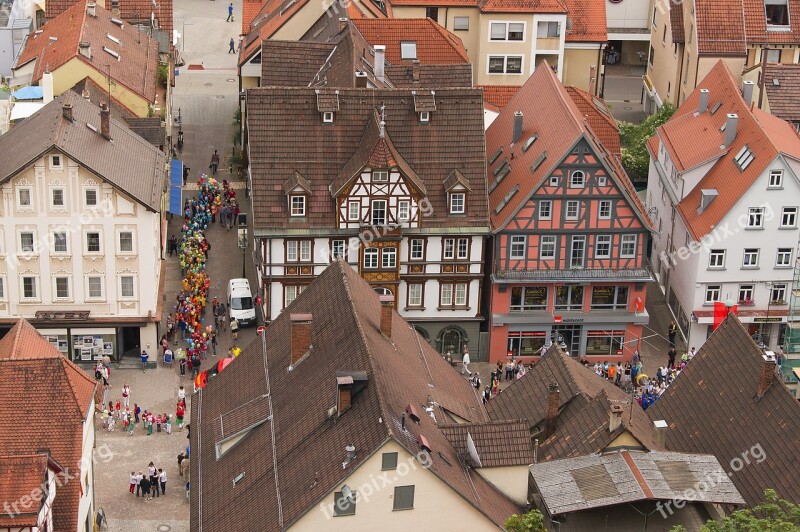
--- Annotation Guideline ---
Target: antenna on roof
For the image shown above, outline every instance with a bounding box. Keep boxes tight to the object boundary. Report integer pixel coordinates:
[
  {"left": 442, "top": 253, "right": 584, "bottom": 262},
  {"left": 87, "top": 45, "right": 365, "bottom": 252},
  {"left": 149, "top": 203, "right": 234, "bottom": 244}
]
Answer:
[{"left": 379, "top": 102, "right": 386, "bottom": 138}]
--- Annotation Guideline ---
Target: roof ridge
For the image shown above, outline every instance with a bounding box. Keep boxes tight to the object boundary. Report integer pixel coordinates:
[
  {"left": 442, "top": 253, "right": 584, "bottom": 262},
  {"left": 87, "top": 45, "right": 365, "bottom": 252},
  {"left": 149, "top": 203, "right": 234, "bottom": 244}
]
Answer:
[{"left": 428, "top": 18, "right": 470, "bottom": 63}]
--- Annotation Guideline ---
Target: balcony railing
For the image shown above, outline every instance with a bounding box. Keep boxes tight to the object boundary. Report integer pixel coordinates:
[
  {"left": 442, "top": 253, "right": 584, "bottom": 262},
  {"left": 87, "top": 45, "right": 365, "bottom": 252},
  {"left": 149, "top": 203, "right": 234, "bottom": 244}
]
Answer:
[{"left": 494, "top": 266, "right": 654, "bottom": 283}]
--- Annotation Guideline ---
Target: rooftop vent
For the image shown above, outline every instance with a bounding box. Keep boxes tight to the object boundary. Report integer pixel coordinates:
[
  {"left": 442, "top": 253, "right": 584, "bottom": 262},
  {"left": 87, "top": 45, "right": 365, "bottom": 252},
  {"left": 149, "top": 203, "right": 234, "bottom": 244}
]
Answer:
[
  {"left": 232, "top": 471, "right": 245, "bottom": 487},
  {"left": 723, "top": 113, "right": 738, "bottom": 147},
  {"left": 697, "top": 89, "right": 709, "bottom": 114},
  {"left": 522, "top": 134, "right": 538, "bottom": 152},
  {"left": 512, "top": 111, "right": 523, "bottom": 144},
  {"left": 773, "top": 78, "right": 780, "bottom": 86},
  {"left": 103, "top": 47, "right": 120, "bottom": 60},
  {"left": 405, "top": 404, "right": 421, "bottom": 423},
  {"left": 488, "top": 147, "right": 503, "bottom": 165},
  {"left": 107, "top": 33, "right": 121, "bottom": 44},
  {"left": 418, "top": 434, "right": 432, "bottom": 453},
  {"left": 493, "top": 185, "right": 519, "bottom": 215},
  {"left": 530, "top": 151, "right": 548, "bottom": 172},
  {"left": 342, "top": 444, "right": 356, "bottom": 469},
  {"left": 742, "top": 80, "right": 754, "bottom": 106},
  {"left": 87, "top": 2, "right": 96, "bottom": 17}
]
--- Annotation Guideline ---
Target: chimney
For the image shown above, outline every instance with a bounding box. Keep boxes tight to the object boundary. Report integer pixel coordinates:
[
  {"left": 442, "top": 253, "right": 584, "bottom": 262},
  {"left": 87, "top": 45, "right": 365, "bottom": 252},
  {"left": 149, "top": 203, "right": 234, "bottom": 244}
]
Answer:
[
  {"left": 697, "top": 88, "right": 710, "bottom": 113},
  {"left": 100, "top": 103, "right": 111, "bottom": 140},
  {"left": 512, "top": 111, "right": 523, "bottom": 144},
  {"left": 609, "top": 404, "right": 624, "bottom": 432},
  {"left": 742, "top": 80, "right": 755, "bottom": 106},
  {"left": 412, "top": 59, "right": 420, "bottom": 83},
  {"left": 374, "top": 45, "right": 385, "bottom": 82},
  {"left": 62, "top": 103, "right": 73, "bottom": 122},
  {"left": 338, "top": 17, "right": 348, "bottom": 32},
  {"left": 79, "top": 41, "right": 91, "bottom": 59},
  {"left": 337, "top": 376, "right": 352, "bottom": 415},
  {"left": 290, "top": 313, "right": 313, "bottom": 365},
  {"left": 379, "top": 294, "right": 393, "bottom": 338},
  {"left": 345, "top": 444, "right": 356, "bottom": 461},
  {"left": 723, "top": 113, "right": 738, "bottom": 147},
  {"left": 355, "top": 71, "right": 368, "bottom": 88},
  {"left": 82, "top": 89, "right": 91, "bottom": 100},
  {"left": 543, "top": 383, "right": 559, "bottom": 438},
  {"left": 42, "top": 68, "right": 54, "bottom": 104},
  {"left": 87, "top": 2, "right": 96, "bottom": 17},
  {"left": 757, "top": 352, "right": 777, "bottom": 397},
  {"left": 653, "top": 419, "right": 668, "bottom": 449},
  {"left": 111, "top": 0, "right": 120, "bottom": 14}
]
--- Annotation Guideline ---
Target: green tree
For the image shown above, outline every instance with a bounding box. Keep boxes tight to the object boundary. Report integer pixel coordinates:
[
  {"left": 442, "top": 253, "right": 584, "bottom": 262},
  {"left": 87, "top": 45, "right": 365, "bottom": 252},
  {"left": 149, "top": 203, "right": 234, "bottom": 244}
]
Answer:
[
  {"left": 671, "top": 490, "right": 800, "bottom": 532},
  {"left": 505, "top": 509, "right": 546, "bottom": 532},
  {"left": 617, "top": 102, "right": 676, "bottom": 183},
  {"left": 232, "top": 107, "right": 242, "bottom": 147}
]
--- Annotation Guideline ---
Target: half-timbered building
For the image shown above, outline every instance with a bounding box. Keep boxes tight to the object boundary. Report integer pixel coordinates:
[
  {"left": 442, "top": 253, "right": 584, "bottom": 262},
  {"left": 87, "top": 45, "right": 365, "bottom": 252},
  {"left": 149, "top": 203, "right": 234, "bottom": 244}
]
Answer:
[
  {"left": 485, "top": 64, "right": 653, "bottom": 363},
  {"left": 246, "top": 87, "right": 490, "bottom": 357}
]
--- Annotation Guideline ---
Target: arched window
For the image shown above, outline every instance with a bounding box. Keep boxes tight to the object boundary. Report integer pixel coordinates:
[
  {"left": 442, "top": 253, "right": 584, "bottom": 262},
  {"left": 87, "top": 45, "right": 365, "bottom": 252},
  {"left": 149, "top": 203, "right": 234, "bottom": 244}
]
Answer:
[
  {"left": 570, "top": 170, "right": 585, "bottom": 188},
  {"left": 373, "top": 287, "right": 393, "bottom": 296}
]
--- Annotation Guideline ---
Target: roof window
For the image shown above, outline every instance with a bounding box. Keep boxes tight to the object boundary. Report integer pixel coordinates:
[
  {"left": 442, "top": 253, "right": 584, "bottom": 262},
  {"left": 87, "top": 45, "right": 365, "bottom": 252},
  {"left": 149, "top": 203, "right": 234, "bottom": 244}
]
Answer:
[
  {"left": 734, "top": 145, "right": 755, "bottom": 171},
  {"left": 401, "top": 41, "right": 417, "bottom": 60}
]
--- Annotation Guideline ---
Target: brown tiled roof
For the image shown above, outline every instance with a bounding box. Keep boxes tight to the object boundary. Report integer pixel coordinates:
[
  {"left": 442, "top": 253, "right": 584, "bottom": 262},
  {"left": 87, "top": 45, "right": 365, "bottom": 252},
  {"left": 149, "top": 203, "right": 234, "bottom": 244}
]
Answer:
[
  {"left": 18, "top": 0, "right": 160, "bottom": 103},
  {"left": 480, "top": 85, "right": 520, "bottom": 112},
  {"left": 695, "top": 0, "right": 746, "bottom": 55},
  {"left": 0, "top": 454, "right": 50, "bottom": 527},
  {"left": 487, "top": 347, "right": 658, "bottom": 461},
  {"left": 485, "top": 62, "right": 650, "bottom": 231},
  {"left": 440, "top": 421, "right": 533, "bottom": 467},
  {"left": 562, "top": 0, "right": 607, "bottom": 42},
  {"left": 565, "top": 86, "right": 620, "bottom": 158},
  {"left": 763, "top": 63, "right": 800, "bottom": 121},
  {"left": 669, "top": 2, "right": 685, "bottom": 43},
  {"left": 387, "top": 63, "right": 473, "bottom": 87},
  {"left": 246, "top": 87, "right": 487, "bottom": 231},
  {"left": 651, "top": 61, "right": 800, "bottom": 240},
  {"left": 0, "top": 91, "right": 167, "bottom": 211},
  {"left": 70, "top": 76, "right": 137, "bottom": 118},
  {"left": 191, "top": 261, "right": 520, "bottom": 531},
  {"left": 648, "top": 315, "right": 800, "bottom": 506},
  {"left": 261, "top": 40, "right": 336, "bottom": 87},
  {"left": 352, "top": 18, "right": 470, "bottom": 64},
  {"left": 0, "top": 319, "right": 97, "bottom": 532}
]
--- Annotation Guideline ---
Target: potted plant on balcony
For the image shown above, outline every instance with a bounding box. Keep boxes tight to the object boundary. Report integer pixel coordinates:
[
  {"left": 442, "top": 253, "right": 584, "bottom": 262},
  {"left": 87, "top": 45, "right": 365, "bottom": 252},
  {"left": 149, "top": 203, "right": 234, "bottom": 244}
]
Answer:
[
  {"left": 771, "top": 299, "right": 787, "bottom": 305},
  {"left": 738, "top": 298, "right": 755, "bottom": 306}
]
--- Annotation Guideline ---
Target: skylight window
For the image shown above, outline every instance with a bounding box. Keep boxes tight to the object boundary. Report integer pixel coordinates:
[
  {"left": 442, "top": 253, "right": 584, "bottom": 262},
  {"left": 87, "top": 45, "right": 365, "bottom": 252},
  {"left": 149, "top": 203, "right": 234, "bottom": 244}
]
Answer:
[
  {"left": 400, "top": 41, "right": 417, "bottom": 60},
  {"left": 107, "top": 33, "right": 121, "bottom": 44},
  {"left": 103, "top": 47, "right": 120, "bottom": 60},
  {"left": 734, "top": 145, "right": 755, "bottom": 171},
  {"left": 522, "top": 134, "right": 538, "bottom": 152},
  {"left": 765, "top": 0, "right": 790, "bottom": 26}
]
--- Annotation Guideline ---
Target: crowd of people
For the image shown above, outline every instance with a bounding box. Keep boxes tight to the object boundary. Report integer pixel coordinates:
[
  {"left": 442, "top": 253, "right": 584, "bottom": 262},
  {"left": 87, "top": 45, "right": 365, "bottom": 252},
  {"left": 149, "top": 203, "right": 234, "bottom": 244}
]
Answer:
[{"left": 129, "top": 463, "right": 168, "bottom": 501}]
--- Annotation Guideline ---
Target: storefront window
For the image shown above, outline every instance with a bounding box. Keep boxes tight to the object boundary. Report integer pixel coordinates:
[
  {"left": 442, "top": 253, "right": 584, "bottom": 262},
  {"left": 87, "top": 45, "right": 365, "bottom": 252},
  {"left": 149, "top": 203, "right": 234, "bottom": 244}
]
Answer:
[
  {"left": 39, "top": 329, "right": 69, "bottom": 356},
  {"left": 590, "top": 286, "right": 629, "bottom": 310},
  {"left": 71, "top": 329, "right": 116, "bottom": 362},
  {"left": 510, "top": 286, "right": 548, "bottom": 311},
  {"left": 554, "top": 285, "right": 583, "bottom": 310},
  {"left": 585, "top": 330, "right": 625, "bottom": 356},
  {"left": 508, "top": 331, "right": 547, "bottom": 357}
]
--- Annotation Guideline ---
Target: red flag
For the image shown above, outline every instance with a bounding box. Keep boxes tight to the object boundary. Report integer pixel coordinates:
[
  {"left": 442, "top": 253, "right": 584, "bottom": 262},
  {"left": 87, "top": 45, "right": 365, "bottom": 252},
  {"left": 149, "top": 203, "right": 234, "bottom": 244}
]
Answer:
[
  {"left": 713, "top": 301, "right": 727, "bottom": 330},
  {"left": 730, "top": 304, "right": 738, "bottom": 316}
]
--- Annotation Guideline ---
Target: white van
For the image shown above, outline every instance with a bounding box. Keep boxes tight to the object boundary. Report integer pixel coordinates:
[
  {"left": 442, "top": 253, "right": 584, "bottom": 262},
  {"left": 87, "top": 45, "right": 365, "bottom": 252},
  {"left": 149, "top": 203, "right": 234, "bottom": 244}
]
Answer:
[{"left": 227, "top": 278, "right": 256, "bottom": 326}]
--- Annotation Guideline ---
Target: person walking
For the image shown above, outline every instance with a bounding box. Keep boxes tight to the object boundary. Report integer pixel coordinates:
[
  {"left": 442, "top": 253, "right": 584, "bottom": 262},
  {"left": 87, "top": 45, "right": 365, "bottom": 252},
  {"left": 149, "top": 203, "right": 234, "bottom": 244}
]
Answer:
[
  {"left": 210, "top": 150, "right": 220, "bottom": 175},
  {"left": 179, "top": 355, "right": 186, "bottom": 376},
  {"left": 140, "top": 475, "right": 152, "bottom": 501},
  {"left": 158, "top": 468, "right": 167, "bottom": 495},
  {"left": 178, "top": 385, "right": 186, "bottom": 403},
  {"left": 177, "top": 451, "right": 186, "bottom": 477},
  {"left": 122, "top": 384, "right": 130, "bottom": 408},
  {"left": 668, "top": 321, "right": 677, "bottom": 348},
  {"left": 230, "top": 316, "right": 239, "bottom": 340},
  {"left": 228, "top": 38, "right": 236, "bottom": 53},
  {"left": 129, "top": 471, "right": 137, "bottom": 494},
  {"left": 135, "top": 471, "right": 144, "bottom": 497},
  {"left": 211, "top": 330, "right": 217, "bottom": 356},
  {"left": 226, "top": 2, "right": 233, "bottom": 21},
  {"left": 461, "top": 349, "right": 471, "bottom": 376},
  {"left": 140, "top": 350, "right": 149, "bottom": 372},
  {"left": 667, "top": 346, "right": 676, "bottom": 368}
]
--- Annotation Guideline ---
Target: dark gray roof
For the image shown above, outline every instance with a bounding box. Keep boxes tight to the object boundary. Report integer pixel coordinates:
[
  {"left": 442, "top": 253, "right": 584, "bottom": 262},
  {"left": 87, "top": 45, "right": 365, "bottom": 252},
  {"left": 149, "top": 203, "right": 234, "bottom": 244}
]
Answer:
[{"left": 0, "top": 91, "right": 167, "bottom": 210}]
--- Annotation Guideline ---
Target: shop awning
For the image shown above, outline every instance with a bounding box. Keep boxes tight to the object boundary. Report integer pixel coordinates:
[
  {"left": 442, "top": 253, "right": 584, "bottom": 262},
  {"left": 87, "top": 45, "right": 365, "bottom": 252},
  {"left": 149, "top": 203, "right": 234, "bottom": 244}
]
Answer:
[{"left": 169, "top": 159, "right": 183, "bottom": 215}]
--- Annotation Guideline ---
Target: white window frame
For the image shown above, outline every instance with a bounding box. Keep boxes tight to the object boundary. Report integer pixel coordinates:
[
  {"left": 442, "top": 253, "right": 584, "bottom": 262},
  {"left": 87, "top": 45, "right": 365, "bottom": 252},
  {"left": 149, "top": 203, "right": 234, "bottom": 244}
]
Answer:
[
  {"left": 540, "top": 235, "right": 556, "bottom": 259},
  {"left": 453, "top": 16, "right": 469, "bottom": 30},
  {"left": 20, "top": 275, "right": 39, "bottom": 301},
  {"left": 738, "top": 284, "right": 754, "bottom": 303},
  {"left": 363, "top": 248, "right": 379, "bottom": 269},
  {"left": 776, "top": 247, "right": 793, "bottom": 267},
  {"left": 509, "top": 235, "right": 526, "bottom": 259},
  {"left": 50, "top": 187, "right": 66, "bottom": 209},
  {"left": 322, "top": 112, "right": 334, "bottom": 124},
  {"left": 450, "top": 192, "right": 465, "bottom": 214},
  {"left": 598, "top": 175, "right": 607, "bottom": 186},
  {"left": 348, "top": 200, "right": 360, "bottom": 222},
  {"left": 299, "top": 240, "right": 311, "bottom": 262},
  {"left": 84, "top": 230, "right": 102, "bottom": 255},
  {"left": 536, "top": 20, "right": 560, "bottom": 38},
  {"left": 771, "top": 283, "right": 787, "bottom": 303},
  {"left": 400, "top": 41, "right": 417, "bottom": 60},
  {"left": 17, "top": 185, "right": 33, "bottom": 209},
  {"left": 569, "top": 170, "right": 585, "bottom": 188},
  {"left": 86, "top": 275, "right": 104, "bottom": 301},
  {"left": 382, "top": 247, "right": 397, "bottom": 268},
  {"left": 620, "top": 234, "right": 637, "bottom": 258},
  {"left": 538, "top": 200, "right": 552, "bottom": 220},
  {"left": 371, "top": 199, "right": 387, "bottom": 225},
  {"left": 410, "top": 239, "right": 424, "bottom": 260},
  {"left": 398, "top": 200, "right": 410, "bottom": 222},
  {"left": 117, "top": 230, "right": 135, "bottom": 254},
  {"left": 372, "top": 170, "right": 389, "bottom": 182},
  {"left": 284, "top": 285, "right": 305, "bottom": 308},
  {"left": 565, "top": 200, "right": 579, "bottom": 220},
  {"left": 331, "top": 240, "right": 346, "bottom": 261},
  {"left": 49, "top": 154, "right": 63, "bottom": 170},
  {"left": 52, "top": 231, "right": 69, "bottom": 254},
  {"left": 768, "top": 170, "right": 783, "bottom": 188},
  {"left": 747, "top": 207, "right": 764, "bottom": 228},
  {"left": 709, "top": 250, "right": 726, "bottom": 268},
  {"left": 598, "top": 200, "right": 612, "bottom": 219},
  {"left": 119, "top": 275, "right": 136, "bottom": 299},
  {"left": 440, "top": 283, "right": 454, "bottom": 306},
  {"left": 548, "top": 175, "right": 558, "bottom": 187},
  {"left": 780, "top": 206, "right": 797, "bottom": 228},
  {"left": 443, "top": 238, "right": 455, "bottom": 260},
  {"left": 290, "top": 195, "right": 306, "bottom": 217},
  {"left": 595, "top": 235, "right": 612, "bottom": 258},
  {"left": 19, "top": 231, "right": 36, "bottom": 254},
  {"left": 286, "top": 240, "right": 298, "bottom": 262},
  {"left": 742, "top": 248, "right": 760, "bottom": 268},
  {"left": 489, "top": 21, "right": 525, "bottom": 41},
  {"left": 53, "top": 276, "right": 71, "bottom": 301},
  {"left": 408, "top": 283, "right": 423, "bottom": 307},
  {"left": 454, "top": 283, "right": 467, "bottom": 306},
  {"left": 84, "top": 186, "right": 99, "bottom": 208},
  {"left": 487, "top": 55, "right": 524, "bottom": 74},
  {"left": 457, "top": 238, "right": 469, "bottom": 260},
  {"left": 419, "top": 111, "right": 430, "bottom": 123},
  {"left": 704, "top": 285, "right": 721, "bottom": 304}
]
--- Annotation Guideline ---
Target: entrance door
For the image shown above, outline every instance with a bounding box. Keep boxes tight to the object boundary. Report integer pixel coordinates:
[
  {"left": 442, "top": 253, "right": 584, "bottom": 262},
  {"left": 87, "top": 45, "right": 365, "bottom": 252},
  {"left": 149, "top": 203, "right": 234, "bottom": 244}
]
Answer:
[
  {"left": 552, "top": 325, "right": 581, "bottom": 355},
  {"left": 120, "top": 327, "right": 141, "bottom": 357},
  {"left": 439, "top": 327, "right": 466, "bottom": 356}
]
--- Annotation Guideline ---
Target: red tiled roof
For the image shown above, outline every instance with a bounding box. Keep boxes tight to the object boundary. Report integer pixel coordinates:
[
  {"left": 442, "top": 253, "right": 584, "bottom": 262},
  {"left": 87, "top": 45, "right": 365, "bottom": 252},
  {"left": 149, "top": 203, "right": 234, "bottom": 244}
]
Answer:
[
  {"left": 191, "top": 261, "right": 521, "bottom": 530},
  {"left": 480, "top": 84, "right": 520, "bottom": 111},
  {"left": 651, "top": 61, "right": 800, "bottom": 240},
  {"left": 743, "top": 0, "right": 800, "bottom": 45},
  {"left": 0, "top": 319, "right": 97, "bottom": 532},
  {"left": 562, "top": 0, "right": 607, "bottom": 42},
  {"left": 389, "top": 0, "right": 476, "bottom": 5},
  {"left": 0, "top": 318, "right": 62, "bottom": 359},
  {"left": 240, "top": 0, "right": 308, "bottom": 61},
  {"left": 695, "top": 0, "right": 746, "bottom": 55},
  {"left": 45, "top": 0, "right": 173, "bottom": 35},
  {"left": 649, "top": 315, "right": 800, "bottom": 507},
  {"left": 479, "top": 0, "right": 566, "bottom": 13},
  {"left": 0, "top": 454, "right": 50, "bottom": 527},
  {"left": 566, "top": 86, "right": 620, "bottom": 158},
  {"left": 17, "top": 0, "right": 159, "bottom": 103},
  {"left": 352, "top": 18, "right": 470, "bottom": 64},
  {"left": 242, "top": 0, "right": 265, "bottom": 36}
]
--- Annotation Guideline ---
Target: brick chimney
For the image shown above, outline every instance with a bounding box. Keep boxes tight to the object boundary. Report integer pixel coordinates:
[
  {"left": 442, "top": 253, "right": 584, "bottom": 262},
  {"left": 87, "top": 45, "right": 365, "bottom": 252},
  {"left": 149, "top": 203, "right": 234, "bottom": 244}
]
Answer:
[
  {"left": 653, "top": 419, "right": 668, "bottom": 449},
  {"left": 290, "top": 313, "right": 312, "bottom": 365},
  {"left": 543, "top": 383, "right": 559, "bottom": 438},
  {"left": 100, "top": 103, "right": 111, "bottom": 140},
  {"left": 412, "top": 59, "right": 420, "bottom": 83},
  {"left": 62, "top": 103, "right": 73, "bottom": 122},
  {"left": 757, "top": 352, "right": 777, "bottom": 397},
  {"left": 355, "top": 71, "right": 368, "bottom": 88},
  {"left": 379, "top": 295, "right": 393, "bottom": 338},
  {"left": 609, "top": 404, "right": 624, "bottom": 432}
]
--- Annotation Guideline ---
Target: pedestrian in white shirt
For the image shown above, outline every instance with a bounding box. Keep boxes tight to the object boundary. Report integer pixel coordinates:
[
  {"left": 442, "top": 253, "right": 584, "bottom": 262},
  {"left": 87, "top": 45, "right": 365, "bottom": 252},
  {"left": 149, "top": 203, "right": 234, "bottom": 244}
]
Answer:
[{"left": 461, "top": 350, "right": 471, "bottom": 376}]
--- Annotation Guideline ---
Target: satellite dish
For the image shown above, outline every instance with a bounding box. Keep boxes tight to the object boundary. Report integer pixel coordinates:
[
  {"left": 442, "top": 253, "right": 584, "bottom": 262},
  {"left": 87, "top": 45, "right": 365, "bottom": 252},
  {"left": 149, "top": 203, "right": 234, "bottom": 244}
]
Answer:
[{"left": 466, "top": 432, "right": 482, "bottom": 468}]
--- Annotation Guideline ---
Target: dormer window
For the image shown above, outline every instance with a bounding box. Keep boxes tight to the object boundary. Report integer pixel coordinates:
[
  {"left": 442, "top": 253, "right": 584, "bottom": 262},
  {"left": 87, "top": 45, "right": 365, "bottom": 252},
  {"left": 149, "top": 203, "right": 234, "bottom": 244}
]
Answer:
[
  {"left": 290, "top": 195, "right": 306, "bottom": 217},
  {"left": 443, "top": 169, "right": 471, "bottom": 215},
  {"left": 401, "top": 41, "right": 417, "bottom": 60},
  {"left": 323, "top": 112, "right": 334, "bottom": 124},
  {"left": 419, "top": 111, "right": 430, "bottom": 123},
  {"left": 372, "top": 170, "right": 388, "bottom": 182},
  {"left": 766, "top": 0, "right": 790, "bottom": 26},
  {"left": 450, "top": 192, "right": 465, "bottom": 214}
]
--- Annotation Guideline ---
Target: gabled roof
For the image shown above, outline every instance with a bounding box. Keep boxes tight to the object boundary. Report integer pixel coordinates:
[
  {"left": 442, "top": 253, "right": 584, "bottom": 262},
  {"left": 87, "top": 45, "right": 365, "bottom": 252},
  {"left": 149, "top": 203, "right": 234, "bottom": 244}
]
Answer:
[
  {"left": 0, "top": 319, "right": 97, "bottom": 531},
  {"left": 485, "top": 63, "right": 649, "bottom": 231},
  {"left": 46, "top": 0, "right": 174, "bottom": 34},
  {"left": 763, "top": 63, "right": 800, "bottom": 122},
  {"left": 648, "top": 315, "right": 800, "bottom": 507},
  {"left": 649, "top": 61, "right": 800, "bottom": 240},
  {"left": 565, "top": 86, "right": 620, "bottom": 158},
  {"left": 246, "top": 87, "right": 487, "bottom": 231},
  {"left": 0, "top": 91, "right": 167, "bottom": 211},
  {"left": 191, "top": 261, "right": 521, "bottom": 531},
  {"left": 487, "top": 347, "right": 658, "bottom": 461},
  {"left": 531, "top": 450, "right": 745, "bottom": 516},
  {"left": 0, "top": 454, "right": 51, "bottom": 527},
  {"left": 440, "top": 421, "right": 533, "bottom": 467},
  {"left": 351, "top": 18, "right": 470, "bottom": 64},
  {"left": 16, "top": 0, "right": 159, "bottom": 103}
]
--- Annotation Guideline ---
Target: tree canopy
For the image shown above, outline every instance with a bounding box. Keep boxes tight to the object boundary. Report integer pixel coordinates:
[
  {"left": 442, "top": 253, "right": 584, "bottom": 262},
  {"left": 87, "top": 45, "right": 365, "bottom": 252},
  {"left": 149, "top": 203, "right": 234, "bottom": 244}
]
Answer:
[
  {"left": 505, "top": 509, "right": 546, "bottom": 532},
  {"left": 618, "top": 103, "right": 676, "bottom": 183},
  {"left": 671, "top": 489, "right": 800, "bottom": 532}
]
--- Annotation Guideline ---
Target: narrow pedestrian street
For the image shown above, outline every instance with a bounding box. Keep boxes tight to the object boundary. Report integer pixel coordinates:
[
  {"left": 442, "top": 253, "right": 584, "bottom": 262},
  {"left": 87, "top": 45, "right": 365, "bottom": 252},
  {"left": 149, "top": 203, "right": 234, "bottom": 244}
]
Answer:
[{"left": 90, "top": 0, "right": 259, "bottom": 528}]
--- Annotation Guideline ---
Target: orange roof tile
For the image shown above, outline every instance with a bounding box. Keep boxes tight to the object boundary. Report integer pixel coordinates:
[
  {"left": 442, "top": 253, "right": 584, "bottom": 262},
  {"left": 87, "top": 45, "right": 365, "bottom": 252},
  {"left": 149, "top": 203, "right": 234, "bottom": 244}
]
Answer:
[
  {"left": 352, "top": 18, "right": 470, "bottom": 64},
  {"left": 0, "top": 454, "right": 50, "bottom": 527},
  {"left": 480, "top": 84, "right": 520, "bottom": 111},
  {"left": 389, "top": 0, "right": 476, "bottom": 5},
  {"left": 563, "top": 0, "right": 607, "bottom": 42},
  {"left": 480, "top": 0, "right": 566, "bottom": 13},
  {"left": 242, "top": 0, "right": 265, "bottom": 35},
  {"left": 652, "top": 61, "right": 800, "bottom": 240},
  {"left": 695, "top": 0, "right": 746, "bottom": 55},
  {"left": 45, "top": 0, "right": 173, "bottom": 35},
  {"left": 743, "top": 0, "right": 800, "bottom": 45},
  {"left": 0, "top": 318, "right": 62, "bottom": 359},
  {"left": 565, "top": 86, "right": 620, "bottom": 157}
]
